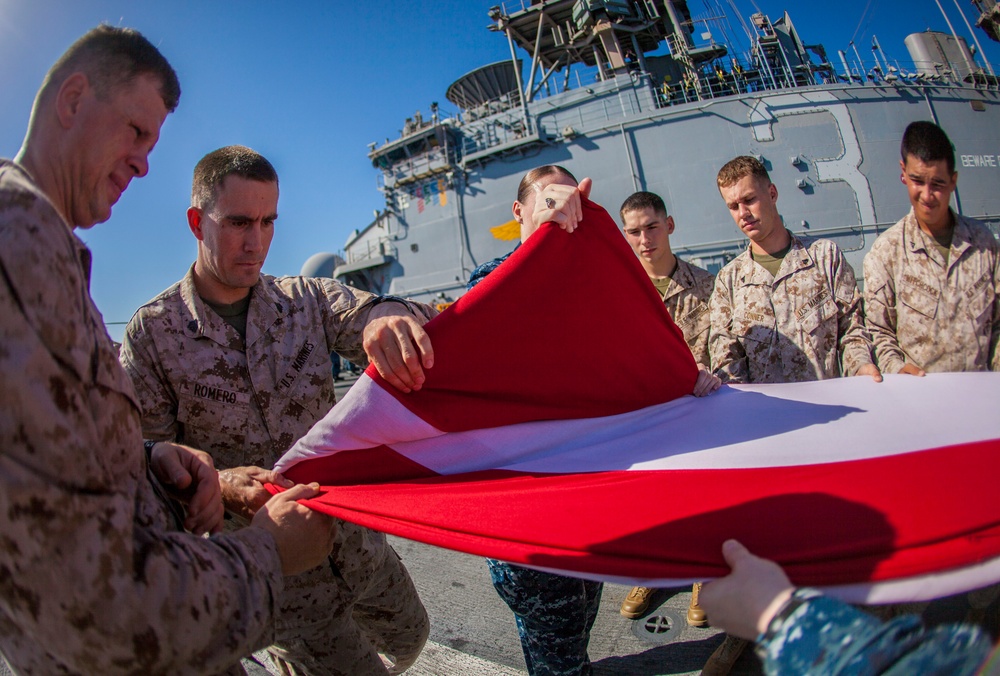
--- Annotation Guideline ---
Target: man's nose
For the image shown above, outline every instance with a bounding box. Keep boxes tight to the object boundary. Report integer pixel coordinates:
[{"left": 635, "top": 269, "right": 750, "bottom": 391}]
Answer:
[
  {"left": 244, "top": 223, "right": 264, "bottom": 251},
  {"left": 129, "top": 151, "right": 149, "bottom": 178}
]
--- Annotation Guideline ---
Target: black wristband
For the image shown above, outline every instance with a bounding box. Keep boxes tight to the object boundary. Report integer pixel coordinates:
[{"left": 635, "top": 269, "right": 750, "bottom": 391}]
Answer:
[{"left": 365, "top": 294, "right": 413, "bottom": 313}]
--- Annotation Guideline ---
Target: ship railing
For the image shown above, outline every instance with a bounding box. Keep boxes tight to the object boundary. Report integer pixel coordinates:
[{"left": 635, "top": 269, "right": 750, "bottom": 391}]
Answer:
[
  {"left": 344, "top": 236, "right": 396, "bottom": 266},
  {"left": 450, "top": 46, "right": 999, "bottom": 159},
  {"left": 831, "top": 53, "right": 999, "bottom": 90},
  {"left": 457, "top": 109, "right": 533, "bottom": 157},
  {"left": 378, "top": 146, "right": 455, "bottom": 189}
]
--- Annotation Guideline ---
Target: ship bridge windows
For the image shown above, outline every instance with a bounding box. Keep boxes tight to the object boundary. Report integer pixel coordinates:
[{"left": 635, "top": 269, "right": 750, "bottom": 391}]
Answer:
[{"left": 370, "top": 123, "right": 458, "bottom": 186}]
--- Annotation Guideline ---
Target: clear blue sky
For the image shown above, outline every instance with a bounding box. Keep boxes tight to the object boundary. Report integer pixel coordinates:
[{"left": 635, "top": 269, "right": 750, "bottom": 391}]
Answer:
[{"left": 3, "top": 0, "right": 998, "bottom": 341}]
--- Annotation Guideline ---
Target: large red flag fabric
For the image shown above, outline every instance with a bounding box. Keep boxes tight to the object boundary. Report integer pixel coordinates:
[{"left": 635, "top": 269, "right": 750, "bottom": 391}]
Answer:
[{"left": 274, "top": 199, "right": 1000, "bottom": 604}]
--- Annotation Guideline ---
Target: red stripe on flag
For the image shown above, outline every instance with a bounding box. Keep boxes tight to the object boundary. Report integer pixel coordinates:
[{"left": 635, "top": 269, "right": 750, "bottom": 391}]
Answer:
[
  {"left": 279, "top": 438, "right": 1000, "bottom": 588},
  {"left": 365, "top": 200, "right": 698, "bottom": 433}
]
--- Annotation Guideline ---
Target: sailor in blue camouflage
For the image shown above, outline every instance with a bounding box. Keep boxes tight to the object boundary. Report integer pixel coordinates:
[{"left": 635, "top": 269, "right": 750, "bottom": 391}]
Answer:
[
  {"left": 470, "top": 254, "right": 603, "bottom": 676},
  {"left": 758, "top": 588, "right": 993, "bottom": 675},
  {"left": 470, "top": 165, "right": 603, "bottom": 676}
]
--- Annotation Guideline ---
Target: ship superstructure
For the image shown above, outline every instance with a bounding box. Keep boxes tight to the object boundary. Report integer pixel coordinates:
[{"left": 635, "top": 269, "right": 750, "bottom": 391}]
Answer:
[{"left": 308, "top": 1, "right": 1000, "bottom": 306}]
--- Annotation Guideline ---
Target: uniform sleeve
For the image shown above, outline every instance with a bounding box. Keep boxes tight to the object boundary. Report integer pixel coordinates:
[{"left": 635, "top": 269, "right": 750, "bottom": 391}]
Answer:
[
  {"left": 687, "top": 274, "right": 714, "bottom": 369},
  {"left": 708, "top": 271, "right": 748, "bottom": 383},
  {"left": 317, "top": 280, "right": 439, "bottom": 367},
  {"left": 689, "top": 325, "right": 712, "bottom": 370},
  {"left": 990, "top": 251, "right": 1000, "bottom": 372},
  {"left": 759, "top": 590, "right": 991, "bottom": 675},
  {"left": 863, "top": 249, "right": 907, "bottom": 374},
  {"left": 830, "top": 252, "right": 874, "bottom": 376},
  {"left": 120, "top": 314, "right": 180, "bottom": 443},
  {"left": 0, "top": 273, "right": 283, "bottom": 674}
]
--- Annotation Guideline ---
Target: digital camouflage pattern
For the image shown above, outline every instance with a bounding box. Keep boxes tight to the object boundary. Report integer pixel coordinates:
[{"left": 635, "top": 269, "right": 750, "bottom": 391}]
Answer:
[
  {"left": 120, "top": 269, "right": 432, "bottom": 675},
  {"left": 709, "top": 232, "right": 873, "bottom": 383},
  {"left": 660, "top": 257, "right": 715, "bottom": 368},
  {"left": 863, "top": 209, "right": 1000, "bottom": 374},
  {"left": 0, "top": 160, "right": 283, "bottom": 675},
  {"left": 486, "top": 560, "right": 603, "bottom": 676},
  {"left": 758, "top": 588, "right": 993, "bottom": 675}
]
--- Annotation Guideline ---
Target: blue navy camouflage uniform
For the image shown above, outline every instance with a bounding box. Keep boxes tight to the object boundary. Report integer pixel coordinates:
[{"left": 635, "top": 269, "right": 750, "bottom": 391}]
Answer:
[
  {"left": 758, "top": 588, "right": 994, "bottom": 675},
  {"left": 469, "top": 251, "right": 604, "bottom": 676}
]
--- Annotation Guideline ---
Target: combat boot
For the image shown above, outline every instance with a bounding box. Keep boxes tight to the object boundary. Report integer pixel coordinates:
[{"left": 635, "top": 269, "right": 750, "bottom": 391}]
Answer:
[
  {"left": 687, "top": 581, "right": 708, "bottom": 627},
  {"left": 619, "top": 586, "right": 654, "bottom": 618}
]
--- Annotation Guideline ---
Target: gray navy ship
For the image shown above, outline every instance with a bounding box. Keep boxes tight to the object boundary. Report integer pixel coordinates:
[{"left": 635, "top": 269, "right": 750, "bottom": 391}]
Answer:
[{"left": 304, "top": 0, "right": 1000, "bottom": 309}]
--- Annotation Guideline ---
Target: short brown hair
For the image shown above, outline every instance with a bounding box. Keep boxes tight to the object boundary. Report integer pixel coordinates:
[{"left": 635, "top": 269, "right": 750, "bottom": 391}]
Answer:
[
  {"left": 192, "top": 145, "right": 279, "bottom": 210},
  {"left": 41, "top": 24, "right": 180, "bottom": 112},
  {"left": 620, "top": 191, "right": 667, "bottom": 222},
  {"left": 516, "top": 165, "right": 577, "bottom": 203},
  {"left": 716, "top": 156, "right": 771, "bottom": 189}
]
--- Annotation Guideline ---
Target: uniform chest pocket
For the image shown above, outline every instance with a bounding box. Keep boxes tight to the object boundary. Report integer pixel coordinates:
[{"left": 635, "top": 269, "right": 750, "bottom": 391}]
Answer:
[
  {"left": 731, "top": 310, "right": 775, "bottom": 347},
  {"left": 899, "top": 278, "right": 939, "bottom": 320},
  {"left": 794, "top": 291, "right": 837, "bottom": 335},
  {"left": 176, "top": 387, "right": 250, "bottom": 459}
]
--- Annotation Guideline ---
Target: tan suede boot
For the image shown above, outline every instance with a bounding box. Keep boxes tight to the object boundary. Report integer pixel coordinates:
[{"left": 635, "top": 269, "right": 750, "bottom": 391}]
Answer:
[
  {"left": 619, "top": 586, "right": 654, "bottom": 618},
  {"left": 687, "top": 581, "right": 708, "bottom": 627}
]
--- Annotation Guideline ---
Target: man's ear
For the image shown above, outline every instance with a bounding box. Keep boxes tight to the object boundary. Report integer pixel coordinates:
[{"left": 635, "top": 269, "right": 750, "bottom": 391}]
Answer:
[
  {"left": 665, "top": 215, "right": 676, "bottom": 235},
  {"left": 187, "top": 207, "right": 205, "bottom": 240},
  {"left": 55, "top": 72, "right": 90, "bottom": 129}
]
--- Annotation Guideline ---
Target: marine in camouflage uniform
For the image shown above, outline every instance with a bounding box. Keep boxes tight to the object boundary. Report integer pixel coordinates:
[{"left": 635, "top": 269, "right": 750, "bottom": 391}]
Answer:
[
  {"left": 0, "top": 159, "right": 287, "bottom": 674},
  {"left": 864, "top": 212, "right": 1000, "bottom": 374},
  {"left": 620, "top": 191, "right": 715, "bottom": 368},
  {"left": 618, "top": 191, "right": 717, "bottom": 621},
  {"left": 864, "top": 120, "right": 1000, "bottom": 375},
  {"left": 757, "top": 588, "right": 993, "bottom": 675},
  {"left": 709, "top": 232, "right": 873, "bottom": 383},
  {"left": 657, "top": 258, "right": 715, "bottom": 368},
  {"left": 0, "top": 26, "right": 336, "bottom": 674},
  {"left": 121, "top": 148, "right": 432, "bottom": 674}
]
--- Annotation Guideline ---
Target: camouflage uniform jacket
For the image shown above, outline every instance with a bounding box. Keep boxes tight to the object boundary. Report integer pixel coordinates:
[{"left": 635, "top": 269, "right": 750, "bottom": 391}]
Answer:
[
  {"left": 119, "top": 269, "right": 435, "bottom": 615},
  {"left": 0, "top": 160, "right": 282, "bottom": 674},
  {"left": 660, "top": 257, "right": 715, "bottom": 368},
  {"left": 863, "top": 209, "right": 1000, "bottom": 373},
  {"left": 758, "top": 588, "right": 992, "bottom": 675},
  {"left": 709, "top": 232, "right": 873, "bottom": 383}
]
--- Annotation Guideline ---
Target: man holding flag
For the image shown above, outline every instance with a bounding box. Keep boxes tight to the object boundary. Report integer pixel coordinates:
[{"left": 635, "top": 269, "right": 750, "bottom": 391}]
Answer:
[{"left": 120, "top": 145, "right": 434, "bottom": 675}]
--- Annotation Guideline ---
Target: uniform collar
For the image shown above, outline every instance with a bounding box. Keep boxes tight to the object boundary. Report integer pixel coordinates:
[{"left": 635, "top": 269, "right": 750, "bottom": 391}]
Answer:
[
  {"left": 736, "top": 230, "right": 811, "bottom": 286},
  {"left": 903, "top": 208, "right": 971, "bottom": 267},
  {"left": 177, "top": 267, "right": 286, "bottom": 348}
]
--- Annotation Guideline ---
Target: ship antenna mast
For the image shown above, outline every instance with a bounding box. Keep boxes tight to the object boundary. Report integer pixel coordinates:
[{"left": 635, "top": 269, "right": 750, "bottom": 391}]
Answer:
[
  {"left": 488, "top": 5, "right": 532, "bottom": 136},
  {"left": 951, "top": 0, "right": 996, "bottom": 76},
  {"left": 932, "top": 0, "right": 979, "bottom": 78}
]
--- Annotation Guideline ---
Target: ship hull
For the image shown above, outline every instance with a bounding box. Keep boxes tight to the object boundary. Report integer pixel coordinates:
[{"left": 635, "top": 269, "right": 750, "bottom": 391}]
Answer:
[{"left": 345, "top": 78, "right": 1000, "bottom": 302}]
